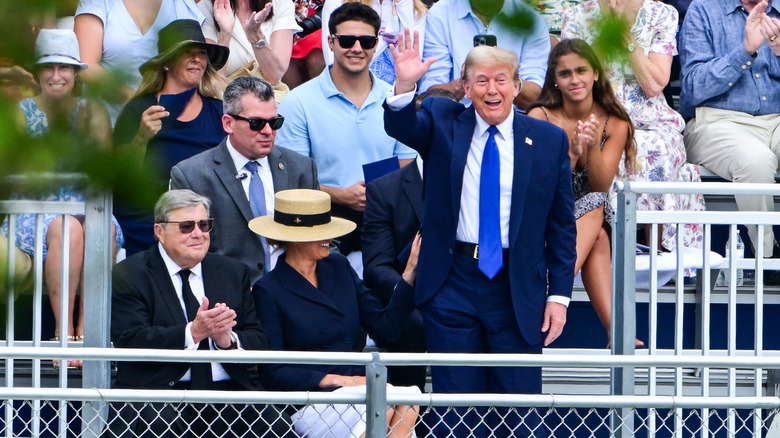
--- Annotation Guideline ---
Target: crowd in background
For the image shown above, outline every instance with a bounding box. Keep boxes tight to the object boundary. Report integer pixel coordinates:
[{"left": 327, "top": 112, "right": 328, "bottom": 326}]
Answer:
[{"left": 0, "top": 0, "right": 778, "bottom": 417}]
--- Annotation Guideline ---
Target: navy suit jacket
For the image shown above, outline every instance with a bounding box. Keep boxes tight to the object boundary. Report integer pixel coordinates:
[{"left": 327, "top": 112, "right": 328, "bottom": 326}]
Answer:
[
  {"left": 170, "top": 138, "right": 319, "bottom": 284},
  {"left": 111, "top": 245, "right": 268, "bottom": 390},
  {"left": 253, "top": 253, "right": 415, "bottom": 391},
  {"left": 362, "top": 160, "right": 424, "bottom": 304},
  {"left": 384, "top": 97, "right": 577, "bottom": 345}
]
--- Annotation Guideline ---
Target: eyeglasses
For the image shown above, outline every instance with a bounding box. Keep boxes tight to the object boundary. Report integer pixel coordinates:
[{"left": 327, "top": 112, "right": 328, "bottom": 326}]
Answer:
[
  {"left": 332, "top": 34, "right": 378, "bottom": 50},
  {"left": 159, "top": 218, "right": 214, "bottom": 234},
  {"left": 229, "top": 114, "right": 285, "bottom": 131}
]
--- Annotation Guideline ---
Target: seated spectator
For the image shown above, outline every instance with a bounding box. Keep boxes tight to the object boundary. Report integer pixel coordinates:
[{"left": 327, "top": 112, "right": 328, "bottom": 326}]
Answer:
[
  {"left": 251, "top": 189, "right": 421, "bottom": 437},
  {"left": 362, "top": 154, "right": 426, "bottom": 390},
  {"left": 171, "top": 76, "right": 319, "bottom": 284},
  {"left": 562, "top": 0, "right": 705, "bottom": 252},
  {"left": 1, "top": 30, "right": 123, "bottom": 364},
  {"left": 680, "top": 0, "right": 780, "bottom": 282},
  {"left": 420, "top": 0, "right": 550, "bottom": 110},
  {"left": 112, "top": 19, "right": 228, "bottom": 255},
  {"left": 74, "top": 0, "right": 206, "bottom": 123},
  {"left": 198, "top": 0, "right": 300, "bottom": 102},
  {"left": 276, "top": 2, "right": 417, "bottom": 258},
  {"left": 321, "top": 0, "right": 428, "bottom": 84},
  {"left": 528, "top": 38, "right": 638, "bottom": 346},
  {"left": 110, "top": 189, "right": 293, "bottom": 438},
  {"left": 283, "top": 0, "right": 326, "bottom": 89}
]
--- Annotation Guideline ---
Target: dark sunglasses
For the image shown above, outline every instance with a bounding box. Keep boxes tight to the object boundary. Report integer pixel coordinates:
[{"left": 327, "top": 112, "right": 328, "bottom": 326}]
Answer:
[
  {"left": 229, "top": 114, "right": 285, "bottom": 131},
  {"left": 160, "top": 218, "right": 214, "bottom": 234},
  {"left": 332, "top": 34, "right": 378, "bottom": 50}
]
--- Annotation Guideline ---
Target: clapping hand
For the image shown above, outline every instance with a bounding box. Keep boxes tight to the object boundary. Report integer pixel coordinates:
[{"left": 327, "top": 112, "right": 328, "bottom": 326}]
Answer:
[
  {"left": 761, "top": 15, "right": 780, "bottom": 56},
  {"left": 213, "top": 0, "right": 236, "bottom": 37},
  {"left": 390, "top": 28, "right": 436, "bottom": 95},
  {"left": 744, "top": 0, "right": 767, "bottom": 54},
  {"left": 571, "top": 114, "right": 599, "bottom": 162},
  {"left": 245, "top": 2, "right": 273, "bottom": 41}
]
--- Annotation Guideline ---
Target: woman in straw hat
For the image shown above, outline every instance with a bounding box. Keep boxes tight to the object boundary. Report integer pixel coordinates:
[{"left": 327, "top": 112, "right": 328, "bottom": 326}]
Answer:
[
  {"left": 1, "top": 29, "right": 123, "bottom": 366},
  {"left": 251, "top": 189, "right": 421, "bottom": 437},
  {"left": 112, "top": 19, "right": 229, "bottom": 255}
]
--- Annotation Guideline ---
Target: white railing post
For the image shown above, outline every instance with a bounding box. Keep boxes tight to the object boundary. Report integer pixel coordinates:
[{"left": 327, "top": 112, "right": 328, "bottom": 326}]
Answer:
[
  {"left": 81, "top": 188, "right": 113, "bottom": 438},
  {"left": 612, "top": 181, "right": 637, "bottom": 438},
  {"left": 365, "top": 352, "right": 388, "bottom": 438}
]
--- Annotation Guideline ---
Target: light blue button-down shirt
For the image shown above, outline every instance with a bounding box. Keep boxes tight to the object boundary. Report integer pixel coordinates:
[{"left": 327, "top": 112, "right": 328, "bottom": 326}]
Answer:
[
  {"left": 275, "top": 69, "right": 417, "bottom": 188},
  {"left": 420, "top": 0, "right": 550, "bottom": 103},
  {"left": 679, "top": 0, "right": 780, "bottom": 120}
]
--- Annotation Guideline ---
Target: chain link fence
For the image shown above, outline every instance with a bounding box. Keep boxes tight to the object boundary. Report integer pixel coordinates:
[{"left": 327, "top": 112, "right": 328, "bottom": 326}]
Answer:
[{"left": 2, "top": 395, "right": 779, "bottom": 437}]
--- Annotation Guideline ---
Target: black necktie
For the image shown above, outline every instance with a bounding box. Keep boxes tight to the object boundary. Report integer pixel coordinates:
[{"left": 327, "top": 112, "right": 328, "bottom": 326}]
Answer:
[{"left": 179, "top": 269, "right": 212, "bottom": 389}]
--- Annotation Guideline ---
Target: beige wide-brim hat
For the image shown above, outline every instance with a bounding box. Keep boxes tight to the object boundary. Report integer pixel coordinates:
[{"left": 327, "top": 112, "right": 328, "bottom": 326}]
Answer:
[{"left": 248, "top": 189, "right": 356, "bottom": 242}]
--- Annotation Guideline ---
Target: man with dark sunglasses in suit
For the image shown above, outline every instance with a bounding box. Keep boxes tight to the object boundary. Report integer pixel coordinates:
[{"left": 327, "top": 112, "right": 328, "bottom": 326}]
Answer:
[
  {"left": 171, "top": 76, "right": 319, "bottom": 284},
  {"left": 275, "top": 2, "right": 417, "bottom": 258},
  {"left": 110, "top": 189, "right": 294, "bottom": 437}
]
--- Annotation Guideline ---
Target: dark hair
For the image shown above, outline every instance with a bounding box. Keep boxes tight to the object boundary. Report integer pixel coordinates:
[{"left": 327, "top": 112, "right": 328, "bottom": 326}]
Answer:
[
  {"left": 328, "top": 2, "right": 380, "bottom": 36},
  {"left": 223, "top": 76, "right": 275, "bottom": 114},
  {"left": 215, "top": 0, "right": 274, "bottom": 33},
  {"left": 531, "top": 38, "right": 637, "bottom": 172},
  {"left": 34, "top": 63, "right": 83, "bottom": 97}
]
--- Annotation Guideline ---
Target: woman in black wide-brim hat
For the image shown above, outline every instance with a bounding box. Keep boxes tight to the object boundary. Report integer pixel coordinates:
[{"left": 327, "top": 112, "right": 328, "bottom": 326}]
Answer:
[{"left": 112, "top": 19, "right": 229, "bottom": 255}]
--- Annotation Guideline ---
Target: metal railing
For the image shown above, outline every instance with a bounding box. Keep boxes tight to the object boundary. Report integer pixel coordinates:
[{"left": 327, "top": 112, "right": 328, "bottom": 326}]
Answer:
[{"left": 3, "top": 179, "right": 780, "bottom": 437}]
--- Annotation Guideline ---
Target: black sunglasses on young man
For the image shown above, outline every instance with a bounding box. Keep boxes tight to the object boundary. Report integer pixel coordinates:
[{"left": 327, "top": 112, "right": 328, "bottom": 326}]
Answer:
[
  {"left": 159, "top": 218, "right": 215, "bottom": 234},
  {"left": 229, "top": 114, "right": 285, "bottom": 131},
  {"left": 332, "top": 34, "right": 378, "bottom": 50}
]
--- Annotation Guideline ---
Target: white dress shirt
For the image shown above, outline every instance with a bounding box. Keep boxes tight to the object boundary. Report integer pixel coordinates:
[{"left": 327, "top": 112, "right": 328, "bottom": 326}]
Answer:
[
  {"left": 158, "top": 243, "right": 236, "bottom": 382},
  {"left": 227, "top": 138, "right": 282, "bottom": 269},
  {"left": 386, "top": 89, "right": 570, "bottom": 307}
]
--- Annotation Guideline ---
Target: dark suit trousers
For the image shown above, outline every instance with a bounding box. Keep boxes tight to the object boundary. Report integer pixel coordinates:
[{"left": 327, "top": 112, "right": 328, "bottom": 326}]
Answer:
[{"left": 421, "top": 253, "right": 543, "bottom": 438}]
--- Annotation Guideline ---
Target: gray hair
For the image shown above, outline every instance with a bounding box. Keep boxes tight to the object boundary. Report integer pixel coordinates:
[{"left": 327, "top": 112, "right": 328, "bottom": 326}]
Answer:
[
  {"left": 154, "top": 189, "right": 211, "bottom": 223},
  {"left": 223, "top": 76, "right": 275, "bottom": 115}
]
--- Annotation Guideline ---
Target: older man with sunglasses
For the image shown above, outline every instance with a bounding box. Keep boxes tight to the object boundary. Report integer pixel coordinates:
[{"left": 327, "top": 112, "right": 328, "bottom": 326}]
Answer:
[
  {"left": 275, "top": 2, "right": 417, "bottom": 258},
  {"left": 171, "top": 76, "right": 319, "bottom": 284},
  {"left": 110, "top": 189, "right": 294, "bottom": 437}
]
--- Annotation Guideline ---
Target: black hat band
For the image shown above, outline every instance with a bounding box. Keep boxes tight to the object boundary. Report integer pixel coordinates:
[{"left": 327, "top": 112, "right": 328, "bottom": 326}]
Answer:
[{"left": 274, "top": 210, "right": 331, "bottom": 227}]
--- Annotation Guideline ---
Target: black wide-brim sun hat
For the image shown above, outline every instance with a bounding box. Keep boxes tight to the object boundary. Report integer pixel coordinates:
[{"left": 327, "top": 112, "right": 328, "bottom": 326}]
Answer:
[{"left": 140, "top": 19, "right": 229, "bottom": 74}]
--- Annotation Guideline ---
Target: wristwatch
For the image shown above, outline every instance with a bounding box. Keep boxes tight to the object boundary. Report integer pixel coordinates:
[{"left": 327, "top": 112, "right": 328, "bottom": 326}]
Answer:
[
  {"left": 215, "top": 332, "right": 239, "bottom": 350},
  {"left": 251, "top": 38, "right": 267, "bottom": 49},
  {"left": 627, "top": 43, "right": 636, "bottom": 53}
]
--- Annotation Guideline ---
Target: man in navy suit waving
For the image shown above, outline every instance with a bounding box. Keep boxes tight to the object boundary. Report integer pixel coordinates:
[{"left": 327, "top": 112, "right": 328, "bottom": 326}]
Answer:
[{"left": 384, "top": 30, "right": 576, "bottom": 436}]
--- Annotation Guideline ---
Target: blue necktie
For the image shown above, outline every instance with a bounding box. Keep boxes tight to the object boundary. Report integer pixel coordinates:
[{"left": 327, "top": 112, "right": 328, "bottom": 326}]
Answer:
[
  {"left": 479, "top": 126, "right": 502, "bottom": 278},
  {"left": 245, "top": 161, "right": 267, "bottom": 217},
  {"left": 245, "top": 161, "right": 271, "bottom": 272}
]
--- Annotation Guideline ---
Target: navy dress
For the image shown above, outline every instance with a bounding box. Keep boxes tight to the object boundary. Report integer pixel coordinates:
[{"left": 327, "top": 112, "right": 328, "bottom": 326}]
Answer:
[
  {"left": 252, "top": 253, "right": 415, "bottom": 391},
  {"left": 113, "top": 93, "right": 225, "bottom": 254}
]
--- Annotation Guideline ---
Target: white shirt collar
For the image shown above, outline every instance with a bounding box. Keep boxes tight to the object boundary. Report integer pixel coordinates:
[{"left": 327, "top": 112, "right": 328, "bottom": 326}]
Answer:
[
  {"left": 226, "top": 137, "right": 270, "bottom": 174},
  {"left": 473, "top": 108, "right": 515, "bottom": 140},
  {"left": 158, "top": 242, "right": 203, "bottom": 279}
]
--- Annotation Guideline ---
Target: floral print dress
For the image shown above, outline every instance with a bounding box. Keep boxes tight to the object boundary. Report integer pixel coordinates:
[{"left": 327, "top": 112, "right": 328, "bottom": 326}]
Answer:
[{"left": 562, "top": 0, "right": 705, "bottom": 251}]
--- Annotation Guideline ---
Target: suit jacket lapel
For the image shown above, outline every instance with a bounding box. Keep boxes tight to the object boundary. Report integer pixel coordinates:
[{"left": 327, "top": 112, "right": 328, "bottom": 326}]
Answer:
[
  {"left": 275, "top": 257, "right": 342, "bottom": 314},
  {"left": 451, "top": 108, "right": 476, "bottom": 217},
  {"left": 509, "top": 112, "right": 533, "bottom": 250},
  {"left": 267, "top": 148, "right": 288, "bottom": 192},
  {"left": 149, "top": 246, "right": 188, "bottom": 325},
  {"left": 213, "top": 141, "right": 256, "bottom": 224},
  {"left": 403, "top": 161, "right": 423, "bottom": 221}
]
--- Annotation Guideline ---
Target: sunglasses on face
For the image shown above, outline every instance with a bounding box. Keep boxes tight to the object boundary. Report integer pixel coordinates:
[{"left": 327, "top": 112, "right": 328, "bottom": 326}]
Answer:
[
  {"left": 160, "top": 218, "right": 214, "bottom": 234},
  {"left": 229, "top": 114, "right": 285, "bottom": 131},
  {"left": 332, "top": 34, "right": 378, "bottom": 50}
]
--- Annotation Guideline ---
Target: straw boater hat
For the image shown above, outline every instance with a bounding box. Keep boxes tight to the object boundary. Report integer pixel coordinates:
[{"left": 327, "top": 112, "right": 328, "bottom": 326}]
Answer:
[
  {"left": 248, "top": 190, "right": 356, "bottom": 242},
  {"left": 34, "top": 29, "right": 89, "bottom": 70},
  {"left": 140, "top": 19, "right": 229, "bottom": 74}
]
